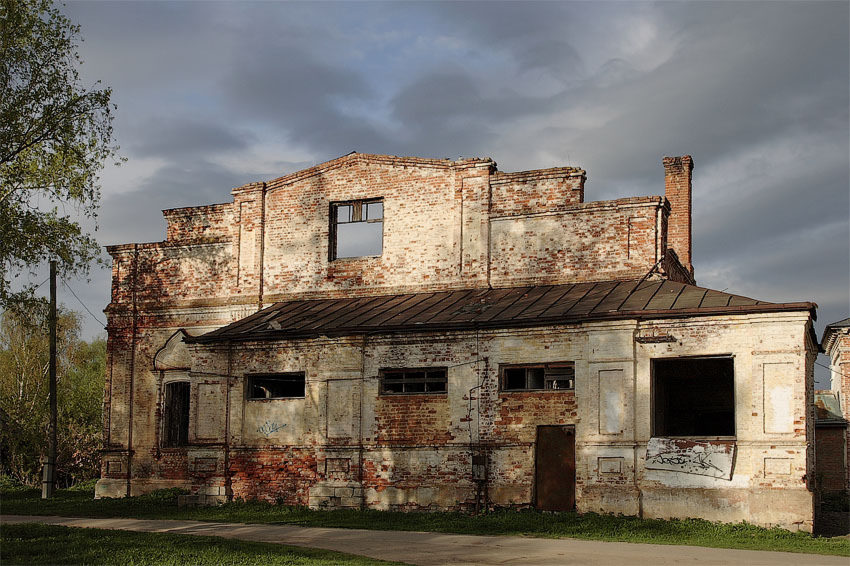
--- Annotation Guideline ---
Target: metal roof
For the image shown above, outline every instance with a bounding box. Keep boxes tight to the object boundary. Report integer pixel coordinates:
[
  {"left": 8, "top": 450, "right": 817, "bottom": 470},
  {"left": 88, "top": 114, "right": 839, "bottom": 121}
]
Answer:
[
  {"left": 815, "top": 391, "right": 847, "bottom": 425},
  {"left": 189, "top": 279, "right": 816, "bottom": 344}
]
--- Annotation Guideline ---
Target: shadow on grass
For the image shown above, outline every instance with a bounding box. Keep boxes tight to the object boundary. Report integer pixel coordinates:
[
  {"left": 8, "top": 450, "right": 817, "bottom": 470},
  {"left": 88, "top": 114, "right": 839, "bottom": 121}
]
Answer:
[
  {"left": 1, "top": 522, "right": 401, "bottom": 565},
  {"left": 2, "top": 484, "right": 848, "bottom": 557}
]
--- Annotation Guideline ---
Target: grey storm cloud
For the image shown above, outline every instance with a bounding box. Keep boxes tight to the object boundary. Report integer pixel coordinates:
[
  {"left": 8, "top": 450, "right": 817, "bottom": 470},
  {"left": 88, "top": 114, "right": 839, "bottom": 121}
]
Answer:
[
  {"left": 99, "top": 161, "right": 252, "bottom": 246},
  {"left": 220, "top": 42, "right": 388, "bottom": 155},
  {"left": 128, "top": 119, "right": 256, "bottom": 160}
]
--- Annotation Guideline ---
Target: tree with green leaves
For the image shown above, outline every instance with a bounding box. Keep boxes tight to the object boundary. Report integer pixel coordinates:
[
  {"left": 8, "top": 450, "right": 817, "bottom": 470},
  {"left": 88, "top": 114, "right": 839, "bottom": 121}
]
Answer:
[
  {"left": 0, "top": 308, "right": 105, "bottom": 486},
  {"left": 0, "top": 0, "right": 121, "bottom": 310}
]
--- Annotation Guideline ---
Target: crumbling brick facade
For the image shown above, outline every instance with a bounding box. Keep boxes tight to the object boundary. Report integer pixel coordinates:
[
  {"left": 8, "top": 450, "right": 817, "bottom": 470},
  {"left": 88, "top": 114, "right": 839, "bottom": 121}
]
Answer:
[{"left": 97, "top": 153, "right": 819, "bottom": 531}]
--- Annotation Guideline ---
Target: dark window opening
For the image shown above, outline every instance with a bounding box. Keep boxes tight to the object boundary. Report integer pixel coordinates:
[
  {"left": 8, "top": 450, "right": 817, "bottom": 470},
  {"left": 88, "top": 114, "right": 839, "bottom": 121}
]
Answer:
[
  {"left": 248, "top": 373, "right": 305, "bottom": 399},
  {"left": 380, "top": 368, "right": 447, "bottom": 395},
  {"left": 652, "top": 356, "right": 735, "bottom": 437},
  {"left": 330, "top": 199, "right": 383, "bottom": 259},
  {"left": 163, "top": 381, "right": 190, "bottom": 447},
  {"left": 501, "top": 363, "right": 575, "bottom": 391}
]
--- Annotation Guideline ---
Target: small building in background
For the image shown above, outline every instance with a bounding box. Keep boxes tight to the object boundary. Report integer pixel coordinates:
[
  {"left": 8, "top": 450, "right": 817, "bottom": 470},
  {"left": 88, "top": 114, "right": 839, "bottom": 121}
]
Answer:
[
  {"left": 822, "top": 319, "right": 850, "bottom": 495},
  {"left": 97, "top": 152, "right": 819, "bottom": 531},
  {"left": 814, "top": 390, "right": 847, "bottom": 494}
]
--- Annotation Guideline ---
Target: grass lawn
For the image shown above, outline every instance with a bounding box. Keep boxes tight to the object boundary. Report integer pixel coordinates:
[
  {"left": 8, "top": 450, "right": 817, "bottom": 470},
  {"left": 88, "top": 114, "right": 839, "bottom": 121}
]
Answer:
[
  {"left": 1, "top": 483, "right": 848, "bottom": 557},
  {"left": 0, "top": 522, "right": 402, "bottom": 565}
]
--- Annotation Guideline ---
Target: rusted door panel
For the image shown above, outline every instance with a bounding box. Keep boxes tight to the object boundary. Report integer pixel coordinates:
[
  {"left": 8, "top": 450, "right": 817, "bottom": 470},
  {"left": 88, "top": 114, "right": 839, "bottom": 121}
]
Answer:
[{"left": 535, "top": 425, "right": 575, "bottom": 511}]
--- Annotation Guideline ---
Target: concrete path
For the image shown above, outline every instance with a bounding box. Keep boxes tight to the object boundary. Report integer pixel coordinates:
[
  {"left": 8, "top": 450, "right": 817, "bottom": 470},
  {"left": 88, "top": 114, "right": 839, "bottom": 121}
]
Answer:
[{"left": 1, "top": 515, "right": 845, "bottom": 566}]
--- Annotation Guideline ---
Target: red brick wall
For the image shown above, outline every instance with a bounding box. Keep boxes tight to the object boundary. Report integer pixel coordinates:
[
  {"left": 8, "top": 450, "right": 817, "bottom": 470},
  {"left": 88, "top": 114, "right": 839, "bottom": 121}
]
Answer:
[
  {"left": 490, "top": 168, "right": 584, "bottom": 216},
  {"left": 163, "top": 202, "right": 235, "bottom": 243},
  {"left": 816, "top": 426, "right": 848, "bottom": 492},
  {"left": 489, "top": 197, "right": 663, "bottom": 287},
  {"left": 491, "top": 391, "right": 577, "bottom": 444},
  {"left": 229, "top": 448, "right": 318, "bottom": 504},
  {"left": 663, "top": 155, "right": 693, "bottom": 275},
  {"left": 373, "top": 395, "right": 454, "bottom": 445}
]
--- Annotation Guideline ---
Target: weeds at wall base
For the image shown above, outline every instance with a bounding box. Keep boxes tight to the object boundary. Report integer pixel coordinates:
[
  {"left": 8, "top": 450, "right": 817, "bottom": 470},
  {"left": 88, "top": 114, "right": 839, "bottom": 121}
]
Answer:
[{"left": 1, "top": 483, "right": 847, "bottom": 557}]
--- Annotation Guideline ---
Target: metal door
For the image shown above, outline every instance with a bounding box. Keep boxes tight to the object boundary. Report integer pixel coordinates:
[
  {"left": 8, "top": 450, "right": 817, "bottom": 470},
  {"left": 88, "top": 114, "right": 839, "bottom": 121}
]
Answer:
[{"left": 535, "top": 425, "right": 576, "bottom": 511}]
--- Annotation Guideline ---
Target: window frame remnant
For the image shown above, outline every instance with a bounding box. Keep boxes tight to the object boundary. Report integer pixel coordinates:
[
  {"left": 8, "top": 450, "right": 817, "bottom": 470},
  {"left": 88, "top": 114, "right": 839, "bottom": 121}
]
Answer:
[
  {"left": 162, "top": 380, "right": 190, "bottom": 447},
  {"left": 379, "top": 367, "right": 448, "bottom": 395},
  {"left": 500, "top": 362, "right": 575, "bottom": 391},
  {"left": 329, "top": 198, "right": 384, "bottom": 260},
  {"left": 651, "top": 355, "right": 736, "bottom": 438},
  {"left": 246, "top": 373, "right": 306, "bottom": 400}
]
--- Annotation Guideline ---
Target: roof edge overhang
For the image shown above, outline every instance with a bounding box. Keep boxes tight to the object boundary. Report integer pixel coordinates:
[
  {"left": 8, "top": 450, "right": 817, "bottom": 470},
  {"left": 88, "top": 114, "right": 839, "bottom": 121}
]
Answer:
[{"left": 186, "top": 301, "right": 816, "bottom": 345}]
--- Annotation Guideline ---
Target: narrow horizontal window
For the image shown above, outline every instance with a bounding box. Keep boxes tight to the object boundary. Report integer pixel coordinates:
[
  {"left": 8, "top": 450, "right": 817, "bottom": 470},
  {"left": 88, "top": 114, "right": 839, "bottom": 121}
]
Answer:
[
  {"left": 380, "top": 368, "right": 447, "bottom": 395},
  {"left": 501, "top": 363, "right": 575, "bottom": 391},
  {"left": 247, "top": 373, "right": 305, "bottom": 400}
]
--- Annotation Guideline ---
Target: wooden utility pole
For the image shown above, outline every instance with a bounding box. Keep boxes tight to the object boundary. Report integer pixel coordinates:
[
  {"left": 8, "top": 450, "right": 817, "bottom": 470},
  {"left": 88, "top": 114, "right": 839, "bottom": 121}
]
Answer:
[{"left": 42, "top": 260, "right": 57, "bottom": 499}]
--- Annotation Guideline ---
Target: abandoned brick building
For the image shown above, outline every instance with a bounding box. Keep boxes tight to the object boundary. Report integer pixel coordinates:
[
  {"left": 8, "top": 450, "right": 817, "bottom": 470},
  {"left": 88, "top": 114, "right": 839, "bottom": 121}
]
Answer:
[{"left": 97, "top": 152, "right": 821, "bottom": 531}]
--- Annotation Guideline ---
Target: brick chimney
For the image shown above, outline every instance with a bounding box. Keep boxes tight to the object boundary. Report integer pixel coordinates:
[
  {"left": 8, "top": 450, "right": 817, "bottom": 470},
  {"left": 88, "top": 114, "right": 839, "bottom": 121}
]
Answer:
[{"left": 663, "top": 155, "right": 693, "bottom": 277}]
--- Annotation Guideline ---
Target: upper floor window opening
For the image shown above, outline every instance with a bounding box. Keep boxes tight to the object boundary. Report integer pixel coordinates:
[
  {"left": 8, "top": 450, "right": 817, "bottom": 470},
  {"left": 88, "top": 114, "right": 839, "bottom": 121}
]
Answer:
[
  {"left": 380, "top": 367, "right": 448, "bottom": 395},
  {"left": 330, "top": 198, "right": 383, "bottom": 260},
  {"left": 247, "top": 373, "right": 306, "bottom": 400},
  {"left": 501, "top": 362, "right": 575, "bottom": 391}
]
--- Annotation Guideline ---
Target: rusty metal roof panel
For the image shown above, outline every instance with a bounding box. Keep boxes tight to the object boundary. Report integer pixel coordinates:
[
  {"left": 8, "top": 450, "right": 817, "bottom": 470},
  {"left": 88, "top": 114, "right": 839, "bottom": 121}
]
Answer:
[
  {"left": 700, "top": 289, "right": 733, "bottom": 308},
  {"left": 727, "top": 294, "right": 761, "bottom": 307},
  {"left": 470, "top": 287, "right": 534, "bottom": 322},
  {"left": 414, "top": 289, "right": 479, "bottom": 324},
  {"left": 617, "top": 280, "right": 663, "bottom": 312},
  {"left": 514, "top": 285, "right": 576, "bottom": 320},
  {"left": 319, "top": 295, "right": 397, "bottom": 330},
  {"left": 337, "top": 294, "right": 418, "bottom": 330},
  {"left": 188, "top": 279, "right": 815, "bottom": 344},
  {"left": 462, "top": 288, "right": 525, "bottom": 322},
  {"left": 497, "top": 286, "right": 557, "bottom": 320},
  {"left": 361, "top": 293, "right": 433, "bottom": 328},
  {"left": 591, "top": 280, "right": 639, "bottom": 314},
  {"left": 378, "top": 291, "right": 451, "bottom": 327},
  {"left": 539, "top": 282, "right": 597, "bottom": 318},
  {"left": 298, "top": 297, "right": 365, "bottom": 331},
  {"left": 566, "top": 281, "right": 620, "bottom": 316},
  {"left": 671, "top": 286, "right": 708, "bottom": 310},
  {"left": 645, "top": 280, "right": 686, "bottom": 311}
]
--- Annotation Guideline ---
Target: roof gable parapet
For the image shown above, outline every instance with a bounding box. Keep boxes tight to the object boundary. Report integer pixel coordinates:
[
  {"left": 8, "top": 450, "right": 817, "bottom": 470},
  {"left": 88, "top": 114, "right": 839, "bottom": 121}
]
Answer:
[{"left": 255, "top": 152, "right": 495, "bottom": 194}]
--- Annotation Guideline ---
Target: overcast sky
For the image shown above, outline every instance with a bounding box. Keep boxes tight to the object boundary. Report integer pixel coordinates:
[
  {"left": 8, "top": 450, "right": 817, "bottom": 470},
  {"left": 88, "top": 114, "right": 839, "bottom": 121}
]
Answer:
[{"left": 41, "top": 1, "right": 848, "bottom": 387}]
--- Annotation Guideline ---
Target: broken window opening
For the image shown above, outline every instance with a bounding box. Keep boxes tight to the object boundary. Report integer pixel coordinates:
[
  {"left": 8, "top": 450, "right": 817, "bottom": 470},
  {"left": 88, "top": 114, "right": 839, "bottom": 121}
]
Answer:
[
  {"left": 329, "top": 198, "right": 383, "bottom": 260},
  {"left": 247, "top": 373, "right": 306, "bottom": 400},
  {"left": 652, "top": 356, "right": 735, "bottom": 437},
  {"left": 163, "top": 381, "right": 190, "bottom": 447},
  {"left": 501, "top": 363, "right": 575, "bottom": 391},
  {"left": 380, "top": 368, "right": 448, "bottom": 395}
]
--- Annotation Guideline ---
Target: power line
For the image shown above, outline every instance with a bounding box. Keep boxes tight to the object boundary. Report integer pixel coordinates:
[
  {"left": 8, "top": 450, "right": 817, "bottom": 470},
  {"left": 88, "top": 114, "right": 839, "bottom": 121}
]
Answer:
[
  {"left": 0, "top": 276, "right": 50, "bottom": 319},
  {"left": 814, "top": 359, "right": 850, "bottom": 381},
  {"left": 60, "top": 277, "right": 107, "bottom": 329}
]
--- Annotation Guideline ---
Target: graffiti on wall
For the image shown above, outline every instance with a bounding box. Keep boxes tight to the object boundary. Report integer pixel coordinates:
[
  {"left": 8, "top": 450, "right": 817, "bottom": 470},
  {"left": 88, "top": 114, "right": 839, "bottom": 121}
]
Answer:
[
  {"left": 645, "top": 437, "right": 735, "bottom": 479},
  {"left": 257, "top": 420, "right": 286, "bottom": 437}
]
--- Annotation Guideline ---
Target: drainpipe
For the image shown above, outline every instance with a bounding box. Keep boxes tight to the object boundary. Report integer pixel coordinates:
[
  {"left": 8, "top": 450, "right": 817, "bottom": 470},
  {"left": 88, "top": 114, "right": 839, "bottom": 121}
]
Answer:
[
  {"left": 655, "top": 203, "right": 663, "bottom": 266},
  {"left": 224, "top": 342, "right": 233, "bottom": 502},
  {"left": 632, "top": 320, "right": 643, "bottom": 518},
  {"left": 258, "top": 182, "right": 266, "bottom": 310},
  {"left": 126, "top": 244, "right": 139, "bottom": 498},
  {"left": 154, "top": 370, "right": 163, "bottom": 460},
  {"left": 358, "top": 334, "right": 367, "bottom": 510}
]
